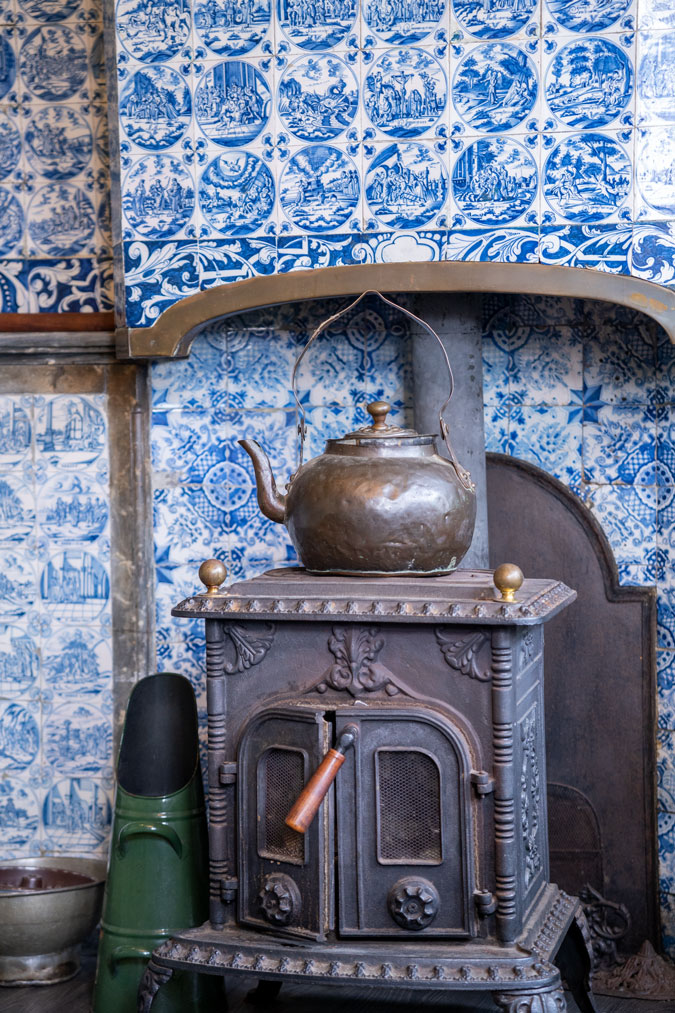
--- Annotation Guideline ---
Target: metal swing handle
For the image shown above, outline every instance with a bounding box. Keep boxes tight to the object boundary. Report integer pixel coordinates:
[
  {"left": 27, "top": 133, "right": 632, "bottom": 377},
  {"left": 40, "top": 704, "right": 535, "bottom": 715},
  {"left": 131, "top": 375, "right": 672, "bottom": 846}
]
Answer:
[
  {"left": 290, "top": 290, "right": 474, "bottom": 491},
  {"left": 285, "top": 724, "right": 359, "bottom": 835}
]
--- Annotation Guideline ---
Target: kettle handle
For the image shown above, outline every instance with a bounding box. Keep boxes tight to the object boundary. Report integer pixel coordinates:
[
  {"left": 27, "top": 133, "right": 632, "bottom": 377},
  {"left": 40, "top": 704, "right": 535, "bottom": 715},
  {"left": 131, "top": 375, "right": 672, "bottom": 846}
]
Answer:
[{"left": 291, "top": 290, "right": 474, "bottom": 491}]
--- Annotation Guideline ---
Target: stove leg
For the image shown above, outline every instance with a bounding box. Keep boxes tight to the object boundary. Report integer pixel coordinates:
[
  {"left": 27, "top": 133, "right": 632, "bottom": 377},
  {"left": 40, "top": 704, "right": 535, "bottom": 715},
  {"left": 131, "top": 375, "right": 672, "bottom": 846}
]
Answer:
[
  {"left": 246, "top": 979, "right": 283, "bottom": 1006},
  {"left": 554, "top": 912, "right": 599, "bottom": 1013},
  {"left": 492, "top": 984, "right": 567, "bottom": 1012},
  {"left": 137, "top": 959, "right": 174, "bottom": 1013}
]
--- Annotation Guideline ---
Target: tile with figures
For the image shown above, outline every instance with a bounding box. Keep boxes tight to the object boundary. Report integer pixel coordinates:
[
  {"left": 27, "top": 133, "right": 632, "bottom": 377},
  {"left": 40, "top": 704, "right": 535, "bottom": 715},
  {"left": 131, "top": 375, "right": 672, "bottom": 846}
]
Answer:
[
  {"left": 451, "top": 0, "right": 538, "bottom": 41},
  {"left": 197, "top": 148, "right": 276, "bottom": 239},
  {"left": 193, "top": 0, "right": 272, "bottom": 58},
  {"left": 539, "top": 223, "right": 632, "bottom": 273},
  {"left": 0, "top": 109, "right": 21, "bottom": 183},
  {"left": 278, "top": 142, "right": 361, "bottom": 234},
  {"left": 115, "top": 0, "right": 191, "bottom": 65},
  {"left": 276, "top": 0, "right": 357, "bottom": 53},
  {"left": 193, "top": 59, "right": 272, "bottom": 150},
  {"left": 587, "top": 483, "right": 658, "bottom": 572},
  {"left": 363, "top": 46, "right": 448, "bottom": 141},
  {"left": 37, "top": 472, "right": 108, "bottom": 544},
  {"left": 363, "top": 0, "right": 448, "bottom": 49},
  {"left": 0, "top": 623, "right": 38, "bottom": 698},
  {"left": 444, "top": 225, "right": 538, "bottom": 262},
  {"left": 18, "top": 24, "right": 90, "bottom": 102},
  {"left": 41, "top": 776, "right": 111, "bottom": 854},
  {"left": 363, "top": 141, "right": 449, "bottom": 232},
  {"left": 636, "top": 30, "right": 675, "bottom": 126},
  {"left": 635, "top": 127, "right": 675, "bottom": 221},
  {"left": 542, "top": 34, "right": 634, "bottom": 132},
  {"left": 277, "top": 53, "right": 359, "bottom": 145},
  {"left": 450, "top": 39, "right": 539, "bottom": 134},
  {"left": 39, "top": 549, "right": 110, "bottom": 624},
  {"left": 42, "top": 626, "right": 111, "bottom": 695},
  {"left": 0, "top": 698, "right": 40, "bottom": 773},
  {"left": 124, "top": 239, "right": 201, "bottom": 328},
  {"left": 43, "top": 699, "right": 112, "bottom": 778},
  {"left": 544, "top": 0, "right": 634, "bottom": 34},
  {"left": 35, "top": 394, "right": 107, "bottom": 470},
  {"left": 582, "top": 404, "right": 656, "bottom": 485},
  {"left": 122, "top": 153, "right": 196, "bottom": 241},
  {"left": 0, "top": 776, "right": 40, "bottom": 852},
  {"left": 21, "top": 104, "right": 93, "bottom": 181},
  {"left": 540, "top": 131, "right": 632, "bottom": 226},
  {"left": 450, "top": 133, "right": 539, "bottom": 229},
  {"left": 118, "top": 62, "right": 193, "bottom": 154},
  {"left": 26, "top": 182, "right": 96, "bottom": 257},
  {"left": 0, "top": 474, "right": 34, "bottom": 543},
  {"left": 0, "top": 186, "right": 24, "bottom": 258}
]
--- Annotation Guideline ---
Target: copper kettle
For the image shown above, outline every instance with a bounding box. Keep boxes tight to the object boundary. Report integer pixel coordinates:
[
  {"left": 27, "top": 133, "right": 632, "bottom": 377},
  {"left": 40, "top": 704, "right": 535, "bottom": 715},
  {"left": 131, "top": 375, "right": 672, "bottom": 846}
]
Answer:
[{"left": 239, "top": 292, "right": 476, "bottom": 577}]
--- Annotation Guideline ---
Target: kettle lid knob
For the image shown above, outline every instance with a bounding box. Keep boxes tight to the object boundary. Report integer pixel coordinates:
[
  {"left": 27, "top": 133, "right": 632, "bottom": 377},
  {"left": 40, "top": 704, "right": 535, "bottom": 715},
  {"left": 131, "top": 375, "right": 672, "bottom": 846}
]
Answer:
[{"left": 367, "top": 400, "right": 392, "bottom": 431}]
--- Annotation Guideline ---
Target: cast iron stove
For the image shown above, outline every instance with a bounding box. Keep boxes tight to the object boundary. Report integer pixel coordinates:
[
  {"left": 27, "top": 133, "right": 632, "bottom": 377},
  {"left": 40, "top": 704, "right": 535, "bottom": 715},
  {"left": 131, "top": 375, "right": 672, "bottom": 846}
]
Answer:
[{"left": 139, "top": 566, "right": 596, "bottom": 1013}]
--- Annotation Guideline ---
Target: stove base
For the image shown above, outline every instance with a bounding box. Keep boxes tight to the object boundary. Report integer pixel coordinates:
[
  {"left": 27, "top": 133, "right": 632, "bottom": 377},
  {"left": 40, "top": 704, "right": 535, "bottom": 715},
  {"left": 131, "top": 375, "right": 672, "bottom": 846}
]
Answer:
[{"left": 138, "top": 887, "right": 596, "bottom": 1012}]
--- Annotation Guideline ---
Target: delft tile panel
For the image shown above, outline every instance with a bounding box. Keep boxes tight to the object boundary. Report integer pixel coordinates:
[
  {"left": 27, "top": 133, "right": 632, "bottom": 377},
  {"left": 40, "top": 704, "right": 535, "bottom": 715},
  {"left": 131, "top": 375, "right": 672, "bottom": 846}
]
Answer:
[
  {"left": 0, "top": 392, "right": 113, "bottom": 860},
  {"left": 0, "top": 0, "right": 113, "bottom": 313},
  {"left": 105, "top": 0, "right": 675, "bottom": 326}
]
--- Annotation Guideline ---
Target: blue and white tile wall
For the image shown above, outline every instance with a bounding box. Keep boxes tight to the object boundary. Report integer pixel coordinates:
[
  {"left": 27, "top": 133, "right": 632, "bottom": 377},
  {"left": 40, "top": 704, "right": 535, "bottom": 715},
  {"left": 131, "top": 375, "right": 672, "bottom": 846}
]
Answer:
[
  {"left": 0, "top": 0, "right": 113, "bottom": 313},
  {"left": 151, "top": 293, "right": 675, "bottom": 957},
  {"left": 109, "top": 0, "right": 675, "bottom": 328},
  {"left": 0, "top": 393, "right": 113, "bottom": 859}
]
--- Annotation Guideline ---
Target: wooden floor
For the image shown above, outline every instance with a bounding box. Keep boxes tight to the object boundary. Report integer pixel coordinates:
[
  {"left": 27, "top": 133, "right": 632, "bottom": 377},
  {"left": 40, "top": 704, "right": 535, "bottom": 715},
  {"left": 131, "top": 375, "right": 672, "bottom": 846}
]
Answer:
[{"left": 1, "top": 939, "right": 671, "bottom": 1013}]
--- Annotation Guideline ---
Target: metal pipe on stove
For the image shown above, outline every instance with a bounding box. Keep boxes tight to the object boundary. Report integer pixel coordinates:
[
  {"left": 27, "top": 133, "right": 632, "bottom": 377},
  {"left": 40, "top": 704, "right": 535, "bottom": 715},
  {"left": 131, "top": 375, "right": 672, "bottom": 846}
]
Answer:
[{"left": 285, "top": 724, "right": 359, "bottom": 834}]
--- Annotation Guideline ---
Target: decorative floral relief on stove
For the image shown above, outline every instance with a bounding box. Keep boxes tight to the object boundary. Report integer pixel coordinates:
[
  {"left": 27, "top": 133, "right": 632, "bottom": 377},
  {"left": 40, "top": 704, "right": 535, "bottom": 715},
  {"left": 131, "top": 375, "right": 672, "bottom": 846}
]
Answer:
[
  {"left": 435, "top": 628, "right": 492, "bottom": 680},
  {"left": 520, "top": 706, "right": 542, "bottom": 889},
  {"left": 315, "top": 626, "right": 404, "bottom": 696},
  {"left": 223, "top": 622, "right": 275, "bottom": 673}
]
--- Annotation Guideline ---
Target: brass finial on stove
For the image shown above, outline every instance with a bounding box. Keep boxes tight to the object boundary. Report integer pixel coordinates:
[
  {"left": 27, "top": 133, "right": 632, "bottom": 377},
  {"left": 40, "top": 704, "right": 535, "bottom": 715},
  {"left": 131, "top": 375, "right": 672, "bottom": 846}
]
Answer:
[
  {"left": 493, "top": 563, "right": 524, "bottom": 602},
  {"left": 367, "top": 400, "right": 392, "bottom": 430},
  {"left": 199, "top": 559, "right": 227, "bottom": 596}
]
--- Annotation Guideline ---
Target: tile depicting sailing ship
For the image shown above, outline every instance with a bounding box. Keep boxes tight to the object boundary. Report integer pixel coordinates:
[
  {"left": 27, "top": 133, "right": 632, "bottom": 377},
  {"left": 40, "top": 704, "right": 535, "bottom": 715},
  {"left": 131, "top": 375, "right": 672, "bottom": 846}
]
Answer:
[
  {"left": 543, "top": 133, "right": 631, "bottom": 221},
  {"left": 198, "top": 152, "right": 275, "bottom": 235},
  {"left": 119, "top": 66, "right": 192, "bottom": 151},
  {"left": 365, "top": 142, "right": 448, "bottom": 228},
  {"left": 364, "top": 47, "right": 447, "bottom": 138},
  {"left": 194, "top": 0, "right": 271, "bottom": 56},
  {"left": 278, "top": 55, "right": 359, "bottom": 142},
  {"left": 363, "top": 0, "right": 446, "bottom": 46},
  {"left": 452, "top": 137, "right": 537, "bottom": 224},
  {"left": 452, "top": 42, "right": 537, "bottom": 132},
  {"left": 19, "top": 27, "right": 88, "bottom": 101},
  {"left": 195, "top": 61, "right": 271, "bottom": 147},
  {"left": 116, "top": 0, "right": 191, "bottom": 63},
  {"left": 545, "top": 38, "right": 633, "bottom": 130},
  {"left": 452, "top": 0, "right": 536, "bottom": 40},
  {"left": 279, "top": 144, "right": 360, "bottom": 232},
  {"left": 24, "top": 107, "right": 93, "bottom": 182},
  {"left": 276, "top": 0, "right": 357, "bottom": 51},
  {"left": 122, "top": 155, "right": 195, "bottom": 238}
]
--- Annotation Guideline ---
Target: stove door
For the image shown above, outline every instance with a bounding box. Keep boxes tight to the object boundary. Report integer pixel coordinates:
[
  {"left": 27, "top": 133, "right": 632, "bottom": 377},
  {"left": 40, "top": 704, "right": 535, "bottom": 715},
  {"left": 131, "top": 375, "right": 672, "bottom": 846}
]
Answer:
[
  {"left": 335, "top": 708, "right": 475, "bottom": 938},
  {"left": 238, "top": 708, "right": 332, "bottom": 941}
]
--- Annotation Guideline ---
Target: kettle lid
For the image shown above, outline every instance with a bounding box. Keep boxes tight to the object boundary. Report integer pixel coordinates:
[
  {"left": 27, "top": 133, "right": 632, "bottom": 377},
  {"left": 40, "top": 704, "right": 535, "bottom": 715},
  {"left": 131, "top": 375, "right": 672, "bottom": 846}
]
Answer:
[{"left": 341, "top": 400, "right": 433, "bottom": 443}]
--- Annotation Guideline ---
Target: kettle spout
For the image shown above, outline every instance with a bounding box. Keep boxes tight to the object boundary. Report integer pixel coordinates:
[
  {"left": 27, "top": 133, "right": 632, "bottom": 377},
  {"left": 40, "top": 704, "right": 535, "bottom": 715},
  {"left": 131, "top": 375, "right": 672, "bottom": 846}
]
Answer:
[{"left": 238, "top": 439, "right": 287, "bottom": 524}]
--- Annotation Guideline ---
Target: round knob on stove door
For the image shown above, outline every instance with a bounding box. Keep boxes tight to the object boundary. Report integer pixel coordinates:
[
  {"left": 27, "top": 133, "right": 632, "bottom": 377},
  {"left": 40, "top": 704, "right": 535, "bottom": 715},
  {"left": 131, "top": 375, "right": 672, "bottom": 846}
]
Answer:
[
  {"left": 199, "top": 558, "right": 227, "bottom": 595},
  {"left": 387, "top": 877, "right": 440, "bottom": 931},
  {"left": 257, "top": 874, "right": 301, "bottom": 927}
]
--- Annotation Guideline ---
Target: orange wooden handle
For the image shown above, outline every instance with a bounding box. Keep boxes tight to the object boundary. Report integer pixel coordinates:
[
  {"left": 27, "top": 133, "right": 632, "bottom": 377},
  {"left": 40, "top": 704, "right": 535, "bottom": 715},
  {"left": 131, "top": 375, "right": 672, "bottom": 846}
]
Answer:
[{"left": 285, "top": 750, "right": 345, "bottom": 834}]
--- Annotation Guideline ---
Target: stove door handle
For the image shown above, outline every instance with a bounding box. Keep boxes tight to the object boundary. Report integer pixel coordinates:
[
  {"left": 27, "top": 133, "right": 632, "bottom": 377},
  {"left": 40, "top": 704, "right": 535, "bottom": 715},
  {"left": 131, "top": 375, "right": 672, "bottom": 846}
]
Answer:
[{"left": 285, "top": 724, "right": 358, "bottom": 834}]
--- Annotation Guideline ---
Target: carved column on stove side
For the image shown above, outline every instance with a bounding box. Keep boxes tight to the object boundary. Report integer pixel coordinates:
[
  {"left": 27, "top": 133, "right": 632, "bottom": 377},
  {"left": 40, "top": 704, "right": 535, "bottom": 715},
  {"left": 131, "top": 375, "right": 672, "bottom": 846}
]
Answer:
[
  {"left": 491, "top": 627, "right": 518, "bottom": 943},
  {"left": 205, "top": 619, "right": 231, "bottom": 926}
]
